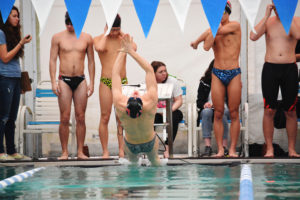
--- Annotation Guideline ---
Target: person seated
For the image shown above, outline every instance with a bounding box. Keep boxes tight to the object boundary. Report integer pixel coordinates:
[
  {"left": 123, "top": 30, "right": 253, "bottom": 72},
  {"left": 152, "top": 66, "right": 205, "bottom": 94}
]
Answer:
[
  {"left": 197, "top": 60, "right": 230, "bottom": 157},
  {"left": 151, "top": 61, "right": 183, "bottom": 158}
]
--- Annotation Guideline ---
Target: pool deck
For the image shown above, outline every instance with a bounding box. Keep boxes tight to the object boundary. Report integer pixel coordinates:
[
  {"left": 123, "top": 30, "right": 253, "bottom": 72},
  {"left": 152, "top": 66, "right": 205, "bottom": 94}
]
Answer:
[{"left": 1, "top": 155, "right": 300, "bottom": 167}]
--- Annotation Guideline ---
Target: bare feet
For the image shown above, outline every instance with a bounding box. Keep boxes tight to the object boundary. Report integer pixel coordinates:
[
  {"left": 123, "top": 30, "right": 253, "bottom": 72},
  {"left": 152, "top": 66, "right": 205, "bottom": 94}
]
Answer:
[
  {"left": 58, "top": 153, "right": 69, "bottom": 160},
  {"left": 119, "top": 150, "right": 125, "bottom": 158},
  {"left": 102, "top": 151, "right": 110, "bottom": 158},
  {"left": 212, "top": 150, "right": 224, "bottom": 158},
  {"left": 228, "top": 152, "right": 239, "bottom": 157},
  {"left": 77, "top": 153, "right": 89, "bottom": 160},
  {"left": 264, "top": 148, "right": 274, "bottom": 158},
  {"left": 288, "top": 150, "right": 300, "bottom": 158}
]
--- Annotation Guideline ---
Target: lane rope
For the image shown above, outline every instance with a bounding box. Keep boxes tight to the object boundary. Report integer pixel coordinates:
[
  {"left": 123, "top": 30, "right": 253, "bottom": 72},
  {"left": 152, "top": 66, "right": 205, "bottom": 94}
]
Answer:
[
  {"left": 239, "top": 164, "right": 254, "bottom": 200},
  {"left": 0, "top": 167, "right": 45, "bottom": 189}
]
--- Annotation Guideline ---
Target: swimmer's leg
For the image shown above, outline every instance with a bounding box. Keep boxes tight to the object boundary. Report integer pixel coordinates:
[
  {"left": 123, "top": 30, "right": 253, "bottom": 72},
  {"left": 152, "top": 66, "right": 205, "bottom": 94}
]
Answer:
[
  {"left": 146, "top": 137, "right": 160, "bottom": 166},
  {"left": 124, "top": 142, "right": 139, "bottom": 165}
]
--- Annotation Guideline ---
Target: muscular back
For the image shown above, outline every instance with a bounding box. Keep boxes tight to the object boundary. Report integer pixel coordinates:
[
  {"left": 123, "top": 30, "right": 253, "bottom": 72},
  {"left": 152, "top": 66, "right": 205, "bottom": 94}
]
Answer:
[
  {"left": 116, "top": 96, "right": 157, "bottom": 144},
  {"left": 265, "top": 17, "right": 298, "bottom": 63},
  {"left": 213, "top": 22, "right": 241, "bottom": 69},
  {"left": 94, "top": 34, "right": 127, "bottom": 78},
  {"left": 56, "top": 31, "right": 91, "bottom": 76},
  {"left": 117, "top": 99, "right": 156, "bottom": 144}
]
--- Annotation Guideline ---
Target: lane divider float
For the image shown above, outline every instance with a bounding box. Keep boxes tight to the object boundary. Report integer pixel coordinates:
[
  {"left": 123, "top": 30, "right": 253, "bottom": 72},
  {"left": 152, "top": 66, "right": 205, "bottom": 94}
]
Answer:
[
  {"left": 239, "top": 164, "right": 254, "bottom": 200},
  {"left": 0, "top": 167, "right": 45, "bottom": 189}
]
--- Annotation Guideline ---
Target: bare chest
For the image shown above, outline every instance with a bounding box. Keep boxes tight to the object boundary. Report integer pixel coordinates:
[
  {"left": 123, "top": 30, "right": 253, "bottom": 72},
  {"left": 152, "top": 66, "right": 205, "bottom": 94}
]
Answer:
[
  {"left": 98, "top": 40, "right": 121, "bottom": 55},
  {"left": 215, "top": 33, "right": 238, "bottom": 48},
  {"left": 59, "top": 38, "right": 88, "bottom": 53}
]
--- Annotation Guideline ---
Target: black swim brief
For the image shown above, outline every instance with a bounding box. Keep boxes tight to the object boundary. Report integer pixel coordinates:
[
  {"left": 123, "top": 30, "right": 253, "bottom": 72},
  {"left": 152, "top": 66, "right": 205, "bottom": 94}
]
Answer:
[{"left": 59, "top": 75, "right": 85, "bottom": 91}]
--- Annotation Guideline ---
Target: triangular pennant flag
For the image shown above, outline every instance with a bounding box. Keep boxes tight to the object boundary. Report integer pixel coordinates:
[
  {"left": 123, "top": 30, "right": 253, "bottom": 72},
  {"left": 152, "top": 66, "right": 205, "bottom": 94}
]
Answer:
[
  {"left": 239, "top": 0, "right": 261, "bottom": 34},
  {"left": 201, "top": 0, "right": 227, "bottom": 37},
  {"left": 0, "top": 0, "right": 15, "bottom": 23},
  {"left": 64, "top": 0, "right": 92, "bottom": 38},
  {"left": 31, "top": 0, "right": 55, "bottom": 37},
  {"left": 273, "top": 0, "right": 298, "bottom": 35},
  {"left": 169, "top": 0, "right": 192, "bottom": 32},
  {"left": 99, "top": 0, "right": 123, "bottom": 36},
  {"left": 132, "top": 0, "right": 160, "bottom": 38}
]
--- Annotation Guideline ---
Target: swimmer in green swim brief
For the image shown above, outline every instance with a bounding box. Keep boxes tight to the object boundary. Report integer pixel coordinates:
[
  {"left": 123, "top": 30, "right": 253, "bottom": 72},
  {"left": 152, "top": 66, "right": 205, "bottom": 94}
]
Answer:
[
  {"left": 100, "top": 77, "right": 128, "bottom": 89},
  {"left": 94, "top": 14, "right": 137, "bottom": 158}
]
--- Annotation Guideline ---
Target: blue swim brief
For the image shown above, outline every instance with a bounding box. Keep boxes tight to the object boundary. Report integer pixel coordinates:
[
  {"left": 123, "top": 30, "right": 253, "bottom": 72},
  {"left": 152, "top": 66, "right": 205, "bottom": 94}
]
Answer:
[
  {"left": 212, "top": 67, "right": 241, "bottom": 86},
  {"left": 124, "top": 135, "right": 156, "bottom": 155}
]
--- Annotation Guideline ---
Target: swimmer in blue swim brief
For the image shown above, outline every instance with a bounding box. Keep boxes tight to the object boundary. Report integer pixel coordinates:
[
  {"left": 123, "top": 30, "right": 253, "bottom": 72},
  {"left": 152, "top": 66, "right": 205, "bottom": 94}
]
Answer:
[
  {"left": 191, "top": 1, "right": 242, "bottom": 158},
  {"left": 112, "top": 34, "right": 161, "bottom": 166},
  {"left": 212, "top": 68, "right": 241, "bottom": 86}
]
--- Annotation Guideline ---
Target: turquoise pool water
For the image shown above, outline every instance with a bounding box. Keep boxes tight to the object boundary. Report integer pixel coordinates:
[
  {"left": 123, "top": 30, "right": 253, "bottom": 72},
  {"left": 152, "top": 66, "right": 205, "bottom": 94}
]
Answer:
[
  {"left": 252, "top": 164, "right": 300, "bottom": 199},
  {"left": 0, "top": 163, "right": 299, "bottom": 199}
]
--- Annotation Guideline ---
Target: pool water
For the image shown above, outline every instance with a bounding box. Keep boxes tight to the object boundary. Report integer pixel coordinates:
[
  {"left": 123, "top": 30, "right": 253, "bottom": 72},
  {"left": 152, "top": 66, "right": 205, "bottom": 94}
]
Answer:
[
  {"left": 0, "top": 164, "right": 240, "bottom": 199},
  {"left": 252, "top": 163, "right": 300, "bottom": 199},
  {"left": 0, "top": 163, "right": 299, "bottom": 199}
]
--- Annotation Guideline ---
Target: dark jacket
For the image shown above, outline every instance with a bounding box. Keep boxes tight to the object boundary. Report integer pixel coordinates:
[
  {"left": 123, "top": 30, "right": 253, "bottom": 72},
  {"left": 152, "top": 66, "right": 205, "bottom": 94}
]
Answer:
[
  {"left": 196, "top": 79, "right": 211, "bottom": 113},
  {"left": 296, "top": 40, "right": 300, "bottom": 54}
]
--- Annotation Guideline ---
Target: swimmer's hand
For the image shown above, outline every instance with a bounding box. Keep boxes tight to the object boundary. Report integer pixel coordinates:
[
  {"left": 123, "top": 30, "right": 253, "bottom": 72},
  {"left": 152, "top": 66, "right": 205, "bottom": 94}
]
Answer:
[
  {"left": 52, "top": 83, "right": 60, "bottom": 96},
  {"left": 119, "top": 34, "right": 134, "bottom": 53},
  {"left": 190, "top": 41, "right": 198, "bottom": 49},
  {"left": 87, "top": 84, "right": 94, "bottom": 97},
  {"left": 265, "top": 4, "right": 274, "bottom": 19}
]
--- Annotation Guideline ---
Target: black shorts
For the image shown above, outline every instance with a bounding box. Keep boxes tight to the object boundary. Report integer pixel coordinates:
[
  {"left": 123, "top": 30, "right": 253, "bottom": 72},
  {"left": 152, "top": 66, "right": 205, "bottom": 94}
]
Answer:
[{"left": 261, "top": 62, "right": 298, "bottom": 111}]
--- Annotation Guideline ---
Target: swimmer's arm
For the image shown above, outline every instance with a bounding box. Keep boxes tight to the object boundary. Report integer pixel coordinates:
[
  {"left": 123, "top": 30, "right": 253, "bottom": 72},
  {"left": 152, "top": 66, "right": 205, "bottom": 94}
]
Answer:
[
  {"left": 191, "top": 30, "right": 209, "bottom": 49},
  {"left": 128, "top": 49, "right": 158, "bottom": 102},
  {"left": 290, "top": 18, "right": 300, "bottom": 40},
  {"left": 49, "top": 35, "right": 59, "bottom": 86},
  {"left": 87, "top": 35, "right": 95, "bottom": 96},
  {"left": 250, "top": 4, "right": 273, "bottom": 41},
  {"left": 112, "top": 51, "right": 127, "bottom": 107},
  {"left": 250, "top": 18, "right": 267, "bottom": 41},
  {"left": 133, "top": 41, "right": 137, "bottom": 52},
  {"left": 203, "top": 30, "right": 214, "bottom": 51},
  {"left": 93, "top": 34, "right": 106, "bottom": 52},
  {"left": 121, "top": 32, "right": 137, "bottom": 51},
  {"left": 296, "top": 54, "right": 300, "bottom": 62},
  {"left": 216, "top": 22, "right": 240, "bottom": 35}
]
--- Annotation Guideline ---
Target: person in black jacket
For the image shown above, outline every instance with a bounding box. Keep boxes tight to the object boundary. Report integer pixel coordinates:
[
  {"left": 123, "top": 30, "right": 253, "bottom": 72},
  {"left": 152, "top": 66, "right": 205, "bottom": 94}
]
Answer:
[
  {"left": 197, "top": 60, "right": 230, "bottom": 157},
  {"left": 296, "top": 40, "right": 300, "bottom": 62}
]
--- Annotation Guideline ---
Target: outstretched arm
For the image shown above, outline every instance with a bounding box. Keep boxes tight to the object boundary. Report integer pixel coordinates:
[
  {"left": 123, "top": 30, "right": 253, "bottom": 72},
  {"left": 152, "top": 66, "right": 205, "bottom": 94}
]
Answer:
[
  {"left": 112, "top": 51, "right": 127, "bottom": 108},
  {"left": 190, "top": 30, "right": 210, "bottom": 50},
  {"left": 216, "top": 21, "right": 240, "bottom": 35},
  {"left": 250, "top": 4, "right": 273, "bottom": 41},
  {"left": 120, "top": 34, "right": 158, "bottom": 101},
  {"left": 203, "top": 30, "right": 215, "bottom": 51}
]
